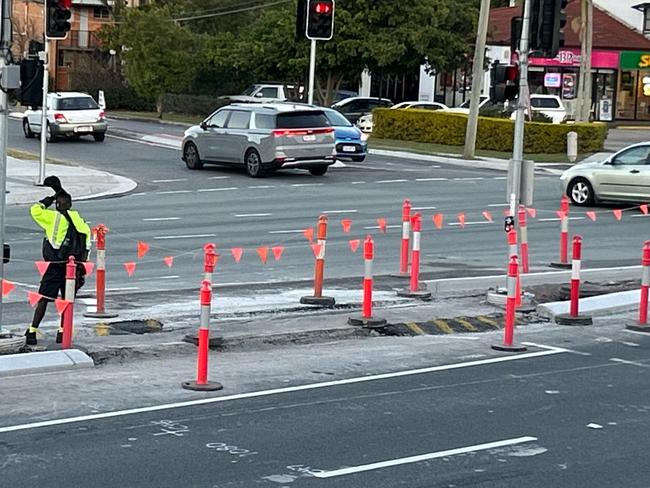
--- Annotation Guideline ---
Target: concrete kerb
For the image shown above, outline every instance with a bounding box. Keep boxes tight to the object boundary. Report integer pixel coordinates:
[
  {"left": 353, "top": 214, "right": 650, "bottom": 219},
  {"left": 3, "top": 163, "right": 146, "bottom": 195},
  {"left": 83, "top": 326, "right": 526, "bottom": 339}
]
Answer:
[{"left": 0, "top": 349, "right": 93, "bottom": 378}]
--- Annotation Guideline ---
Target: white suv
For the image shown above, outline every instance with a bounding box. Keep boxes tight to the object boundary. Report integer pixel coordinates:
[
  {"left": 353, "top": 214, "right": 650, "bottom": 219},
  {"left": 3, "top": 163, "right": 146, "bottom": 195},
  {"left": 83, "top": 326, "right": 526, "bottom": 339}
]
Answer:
[{"left": 23, "top": 92, "right": 108, "bottom": 142}]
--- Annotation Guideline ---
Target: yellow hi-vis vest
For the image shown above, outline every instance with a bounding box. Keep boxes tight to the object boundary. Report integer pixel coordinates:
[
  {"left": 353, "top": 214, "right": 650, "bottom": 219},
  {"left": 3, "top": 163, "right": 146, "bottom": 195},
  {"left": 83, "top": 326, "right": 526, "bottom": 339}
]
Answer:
[{"left": 30, "top": 203, "right": 92, "bottom": 251}]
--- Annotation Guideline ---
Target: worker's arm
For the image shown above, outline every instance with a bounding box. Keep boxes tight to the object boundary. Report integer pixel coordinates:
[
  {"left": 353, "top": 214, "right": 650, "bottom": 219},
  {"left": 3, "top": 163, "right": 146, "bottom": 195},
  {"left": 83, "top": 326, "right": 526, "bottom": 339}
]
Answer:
[{"left": 30, "top": 203, "right": 56, "bottom": 231}]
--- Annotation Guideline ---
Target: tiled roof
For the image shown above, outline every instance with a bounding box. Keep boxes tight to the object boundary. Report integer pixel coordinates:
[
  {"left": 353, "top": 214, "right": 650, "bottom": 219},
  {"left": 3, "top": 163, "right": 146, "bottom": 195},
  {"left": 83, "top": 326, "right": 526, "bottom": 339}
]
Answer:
[{"left": 489, "top": 1, "right": 650, "bottom": 50}]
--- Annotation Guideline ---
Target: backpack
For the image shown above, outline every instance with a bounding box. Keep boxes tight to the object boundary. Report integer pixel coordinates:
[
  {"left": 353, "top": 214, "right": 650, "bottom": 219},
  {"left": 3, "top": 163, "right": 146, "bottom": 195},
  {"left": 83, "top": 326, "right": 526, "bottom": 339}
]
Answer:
[{"left": 59, "top": 212, "right": 89, "bottom": 262}]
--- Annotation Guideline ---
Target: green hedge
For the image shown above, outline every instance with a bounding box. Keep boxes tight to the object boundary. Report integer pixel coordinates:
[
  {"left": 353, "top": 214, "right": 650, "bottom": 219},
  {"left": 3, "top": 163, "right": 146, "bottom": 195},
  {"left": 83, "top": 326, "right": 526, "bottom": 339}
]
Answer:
[
  {"left": 373, "top": 108, "right": 608, "bottom": 154},
  {"left": 162, "top": 93, "right": 229, "bottom": 116}
]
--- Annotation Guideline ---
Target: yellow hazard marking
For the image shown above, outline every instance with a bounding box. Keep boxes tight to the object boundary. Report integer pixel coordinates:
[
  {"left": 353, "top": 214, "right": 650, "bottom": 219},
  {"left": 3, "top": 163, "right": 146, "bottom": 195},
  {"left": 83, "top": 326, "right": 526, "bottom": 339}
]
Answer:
[
  {"left": 476, "top": 315, "right": 500, "bottom": 329},
  {"left": 433, "top": 319, "right": 454, "bottom": 334},
  {"left": 405, "top": 322, "right": 426, "bottom": 335},
  {"left": 454, "top": 317, "right": 478, "bottom": 332}
]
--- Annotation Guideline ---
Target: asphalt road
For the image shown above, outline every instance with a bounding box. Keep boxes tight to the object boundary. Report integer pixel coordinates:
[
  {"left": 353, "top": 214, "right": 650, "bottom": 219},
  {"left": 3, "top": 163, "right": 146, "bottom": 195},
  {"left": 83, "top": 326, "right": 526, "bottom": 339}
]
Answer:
[{"left": 2, "top": 338, "right": 650, "bottom": 487}]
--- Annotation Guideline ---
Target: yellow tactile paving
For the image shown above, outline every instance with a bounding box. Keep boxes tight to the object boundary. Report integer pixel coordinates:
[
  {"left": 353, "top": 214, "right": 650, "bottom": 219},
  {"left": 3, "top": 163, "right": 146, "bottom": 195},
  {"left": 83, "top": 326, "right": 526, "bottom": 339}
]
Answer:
[
  {"left": 454, "top": 317, "right": 479, "bottom": 332},
  {"left": 405, "top": 322, "right": 426, "bottom": 335},
  {"left": 476, "top": 315, "right": 500, "bottom": 329},
  {"left": 433, "top": 319, "right": 454, "bottom": 334}
]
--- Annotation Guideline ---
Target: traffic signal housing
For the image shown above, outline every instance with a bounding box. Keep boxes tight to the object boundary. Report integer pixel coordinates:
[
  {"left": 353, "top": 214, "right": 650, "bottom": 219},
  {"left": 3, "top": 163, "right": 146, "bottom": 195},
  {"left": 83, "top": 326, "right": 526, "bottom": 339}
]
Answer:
[
  {"left": 529, "top": 0, "right": 567, "bottom": 58},
  {"left": 18, "top": 58, "right": 44, "bottom": 108},
  {"left": 306, "top": 0, "right": 334, "bottom": 41},
  {"left": 490, "top": 63, "right": 519, "bottom": 104},
  {"left": 46, "top": 0, "right": 72, "bottom": 40}
]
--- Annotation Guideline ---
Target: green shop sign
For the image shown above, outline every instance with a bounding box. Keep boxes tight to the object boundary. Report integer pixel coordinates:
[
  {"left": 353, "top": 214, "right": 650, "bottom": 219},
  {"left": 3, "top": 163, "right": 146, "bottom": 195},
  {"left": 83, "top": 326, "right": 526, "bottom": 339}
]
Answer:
[{"left": 621, "top": 51, "right": 650, "bottom": 70}]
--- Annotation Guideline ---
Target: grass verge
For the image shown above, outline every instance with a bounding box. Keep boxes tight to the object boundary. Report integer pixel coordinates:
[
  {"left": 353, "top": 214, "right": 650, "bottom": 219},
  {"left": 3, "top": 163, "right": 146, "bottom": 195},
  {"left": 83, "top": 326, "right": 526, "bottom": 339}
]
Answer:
[{"left": 108, "top": 110, "right": 202, "bottom": 125}]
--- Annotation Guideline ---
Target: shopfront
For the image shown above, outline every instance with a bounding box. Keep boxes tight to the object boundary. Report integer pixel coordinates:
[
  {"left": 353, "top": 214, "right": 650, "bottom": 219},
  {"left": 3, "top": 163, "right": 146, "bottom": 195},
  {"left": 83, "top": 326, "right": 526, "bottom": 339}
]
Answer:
[
  {"left": 528, "top": 48, "right": 619, "bottom": 121},
  {"left": 618, "top": 51, "right": 650, "bottom": 120}
]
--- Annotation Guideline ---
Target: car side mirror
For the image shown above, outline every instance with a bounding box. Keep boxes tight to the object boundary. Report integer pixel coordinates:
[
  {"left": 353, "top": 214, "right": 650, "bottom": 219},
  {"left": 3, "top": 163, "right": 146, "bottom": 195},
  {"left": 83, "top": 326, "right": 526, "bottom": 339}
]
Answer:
[
  {"left": 255, "top": 92, "right": 264, "bottom": 98},
  {"left": 200, "top": 121, "right": 208, "bottom": 130}
]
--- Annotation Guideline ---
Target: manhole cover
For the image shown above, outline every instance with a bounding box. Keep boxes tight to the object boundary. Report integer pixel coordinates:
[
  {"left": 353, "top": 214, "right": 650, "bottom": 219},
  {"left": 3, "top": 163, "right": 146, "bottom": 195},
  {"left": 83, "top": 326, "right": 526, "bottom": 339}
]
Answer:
[{"left": 94, "top": 319, "right": 163, "bottom": 336}]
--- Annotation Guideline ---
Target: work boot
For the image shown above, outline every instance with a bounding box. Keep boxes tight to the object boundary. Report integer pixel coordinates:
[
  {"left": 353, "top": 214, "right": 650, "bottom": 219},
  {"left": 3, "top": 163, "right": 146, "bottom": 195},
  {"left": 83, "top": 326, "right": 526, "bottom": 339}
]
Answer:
[
  {"left": 25, "top": 328, "right": 37, "bottom": 346},
  {"left": 56, "top": 329, "right": 63, "bottom": 344}
]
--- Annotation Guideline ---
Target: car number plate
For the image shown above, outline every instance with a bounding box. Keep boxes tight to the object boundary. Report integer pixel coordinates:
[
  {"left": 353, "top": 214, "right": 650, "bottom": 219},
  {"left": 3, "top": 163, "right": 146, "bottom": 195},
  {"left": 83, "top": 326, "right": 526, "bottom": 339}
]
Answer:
[
  {"left": 342, "top": 145, "right": 356, "bottom": 152},
  {"left": 303, "top": 135, "right": 316, "bottom": 142},
  {"left": 75, "top": 126, "right": 92, "bottom": 133}
]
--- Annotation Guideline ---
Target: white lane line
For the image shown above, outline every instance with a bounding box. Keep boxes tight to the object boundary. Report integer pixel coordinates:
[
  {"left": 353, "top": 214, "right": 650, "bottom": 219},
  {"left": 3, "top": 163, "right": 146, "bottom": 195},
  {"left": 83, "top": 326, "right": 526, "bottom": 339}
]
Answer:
[
  {"left": 155, "top": 190, "right": 192, "bottom": 195},
  {"left": 137, "top": 275, "right": 180, "bottom": 281},
  {"left": 448, "top": 221, "right": 492, "bottom": 226},
  {"left": 0, "top": 346, "right": 566, "bottom": 434},
  {"left": 131, "top": 192, "right": 148, "bottom": 197},
  {"left": 197, "top": 187, "right": 238, "bottom": 192},
  {"left": 624, "top": 329, "right": 650, "bottom": 336},
  {"left": 142, "top": 217, "right": 181, "bottom": 222},
  {"left": 453, "top": 177, "right": 484, "bottom": 181},
  {"left": 269, "top": 229, "right": 305, "bottom": 235},
  {"left": 493, "top": 176, "right": 508, "bottom": 180},
  {"left": 412, "top": 206, "right": 437, "bottom": 210},
  {"left": 538, "top": 217, "right": 585, "bottom": 222},
  {"left": 350, "top": 181, "right": 366, "bottom": 185},
  {"left": 152, "top": 178, "right": 187, "bottom": 183},
  {"left": 488, "top": 203, "right": 508, "bottom": 207},
  {"left": 154, "top": 234, "right": 217, "bottom": 240},
  {"left": 107, "top": 134, "right": 178, "bottom": 150},
  {"left": 321, "top": 210, "right": 358, "bottom": 214},
  {"left": 415, "top": 178, "right": 447, "bottom": 182},
  {"left": 235, "top": 213, "right": 272, "bottom": 217},
  {"left": 248, "top": 185, "right": 275, "bottom": 189},
  {"left": 610, "top": 358, "right": 650, "bottom": 368},
  {"left": 631, "top": 214, "right": 650, "bottom": 219},
  {"left": 291, "top": 183, "right": 324, "bottom": 187},
  {"left": 310, "top": 436, "right": 538, "bottom": 478},
  {"left": 377, "top": 179, "right": 408, "bottom": 184},
  {"left": 363, "top": 225, "right": 401, "bottom": 230},
  {"left": 208, "top": 176, "right": 231, "bottom": 180},
  {"left": 106, "top": 287, "right": 140, "bottom": 292},
  {"left": 431, "top": 165, "right": 441, "bottom": 168}
]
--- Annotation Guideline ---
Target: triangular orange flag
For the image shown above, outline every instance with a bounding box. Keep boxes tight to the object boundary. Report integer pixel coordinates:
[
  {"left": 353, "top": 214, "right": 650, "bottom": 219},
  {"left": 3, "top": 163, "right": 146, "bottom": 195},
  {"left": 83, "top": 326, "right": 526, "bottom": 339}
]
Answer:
[
  {"left": 556, "top": 210, "right": 566, "bottom": 220},
  {"left": 613, "top": 209, "right": 622, "bottom": 221},
  {"left": 349, "top": 239, "right": 361, "bottom": 252},
  {"left": 527, "top": 208, "right": 537, "bottom": 218},
  {"left": 433, "top": 213, "right": 444, "bottom": 230},
  {"left": 231, "top": 247, "right": 244, "bottom": 263},
  {"left": 137, "top": 241, "right": 150, "bottom": 259},
  {"left": 1, "top": 279, "right": 14, "bottom": 297},
  {"left": 457, "top": 213, "right": 466, "bottom": 228},
  {"left": 311, "top": 243, "right": 322, "bottom": 258},
  {"left": 27, "top": 291, "right": 42, "bottom": 307},
  {"left": 377, "top": 218, "right": 387, "bottom": 233},
  {"left": 303, "top": 227, "right": 314, "bottom": 243},
  {"left": 163, "top": 256, "right": 174, "bottom": 268},
  {"left": 55, "top": 298, "right": 69, "bottom": 315},
  {"left": 83, "top": 262, "right": 95, "bottom": 275},
  {"left": 341, "top": 219, "right": 352, "bottom": 233},
  {"left": 257, "top": 246, "right": 269, "bottom": 264},
  {"left": 586, "top": 211, "right": 597, "bottom": 222},
  {"left": 35, "top": 261, "right": 49, "bottom": 276},
  {"left": 641, "top": 204, "right": 649, "bottom": 215},
  {"left": 272, "top": 246, "right": 284, "bottom": 261},
  {"left": 481, "top": 211, "right": 493, "bottom": 223},
  {"left": 124, "top": 262, "right": 136, "bottom": 276}
]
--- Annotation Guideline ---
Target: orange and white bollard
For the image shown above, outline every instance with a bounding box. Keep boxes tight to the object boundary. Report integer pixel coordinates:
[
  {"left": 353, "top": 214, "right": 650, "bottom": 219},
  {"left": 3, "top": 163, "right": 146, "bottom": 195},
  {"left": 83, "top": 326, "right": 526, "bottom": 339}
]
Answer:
[
  {"left": 397, "top": 213, "right": 431, "bottom": 299},
  {"left": 556, "top": 235, "right": 593, "bottom": 325},
  {"left": 628, "top": 241, "right": 650, "bottom": 332},
  {"left": 551, "top": 195, "right": 571, "bottom": 268},
  {"left": 399, "top": 199, "right": 411, "bottom": 276},
  {"left": 84, "top": 224, "right": 118, "bottom": 319},
  {"left": 507, "top": 229, "right": 522, "bottom": 307},
  {"left": 203, "top": 243, "right": 217, "bottom": 283},
  {"left": 518, "top": 205, "right": 529, "bottom": 273},
  {"left": 349, "top": 236, "right": 386, "bottom": 327},
  {"left": 301, "top": 215, "right": 335, "bottom": 307},
  {"left": 492, "top": 256, "right": 527, "bottom": 352},
  {"left": 182, "top": 280, "right": 223, "bottom": 391},
  {"left": 61, "top": 256, "right": 77, "bottom": 349}
]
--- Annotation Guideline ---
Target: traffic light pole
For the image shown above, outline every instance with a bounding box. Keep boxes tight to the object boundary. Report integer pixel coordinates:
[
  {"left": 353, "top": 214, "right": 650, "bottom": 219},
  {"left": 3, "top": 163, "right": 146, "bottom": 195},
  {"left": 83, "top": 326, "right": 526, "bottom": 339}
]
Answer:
[
  {"left": 0, "top": 0, "right": 11, "bottom": 332},
  {"left": 37, "top": 38, "right": 49, "bottom": 186},
  {"left": 308, "top": 39, "right": 316, "bottom": 105}
]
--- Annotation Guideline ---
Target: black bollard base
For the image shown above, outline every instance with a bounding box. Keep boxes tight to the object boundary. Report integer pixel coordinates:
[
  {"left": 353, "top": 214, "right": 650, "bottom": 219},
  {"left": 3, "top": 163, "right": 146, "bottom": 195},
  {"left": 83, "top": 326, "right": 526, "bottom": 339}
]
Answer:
[
  {"left": 300, "top": 296, "right": 336, "bottom": 307},
  {"left": 491, "top": 342, "right": 528, "bottom": 352},
  {"left": 555, "top": 313, "right": 593, "bottom": 326},
  {"left": 181, "top": 380, "right": 223, "bottom": 392},
  {"left": 348, "top": 316, "right": 387, "bottom": 328}
]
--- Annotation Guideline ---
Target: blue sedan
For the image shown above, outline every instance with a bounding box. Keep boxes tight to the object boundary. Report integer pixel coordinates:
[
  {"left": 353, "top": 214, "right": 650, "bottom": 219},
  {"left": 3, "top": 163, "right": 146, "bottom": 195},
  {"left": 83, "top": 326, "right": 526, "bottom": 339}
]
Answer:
[{"left": 322, "top": 108, "right": 368, "bottom": 162}]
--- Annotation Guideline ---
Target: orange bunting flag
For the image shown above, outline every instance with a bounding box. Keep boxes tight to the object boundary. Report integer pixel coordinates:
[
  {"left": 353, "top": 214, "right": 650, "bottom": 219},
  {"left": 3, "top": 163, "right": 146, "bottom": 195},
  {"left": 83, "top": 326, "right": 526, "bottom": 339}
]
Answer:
[
  {"left": 377, "top": 218, "right": 387, "bottom": 233},
  {"left": 163, "top": 256, "right": 174, "bottom": 268},
  {"left": 303, "top": 227, "right": 314, "bottom": 243},
  {"left": 482, "top": 211, "right": 493, "bottom": 223},
  {"left": 311, "top": 243, "right": 322, "bottom": 258},
  {"left": 257, "top": 246, "right": 269, "bottom": 264},
  {"left": 586, "top": 211, "right": 597, "bottom": 222},
  {"left": 27, "top": 291, "right": 42, "bottom": 307},
  {"left": 457, "top": 213, "right": 466, "bottom": 228},
  {"left": 1, "top": 279, "right": 15, "bottom": 297},
  {"left": 641, "top": 204, "right": 649, "bottom": 215},
  {"left": 556, "top": 210, "right": 566, "bottom": 220},
  {"left": 272, "top": 246, "right": 284, "bottom": 261},
  {"left": 349, "top": 239, "right": 361, "bottom": 253},
  {"left": 433, "top": 213, "right": 444, "bottom": 230},
  {"left": 137, "top": 241, "right": 150, "bottom": 259},
  {"left": 83, "top": 262, "right": 95, "bottom": 275},
  {"left": 613, "top": 209, "right": 623, "bottom": 221},
  {"left": 55, "top": 298, "right": 69, "bottom": 315},
  {"left": 527, "top": 208, "right": 537, "bottom": 218},
  {"left": 341, "top": 219, "right": 352, "bottom": 233},
  {"left": 35, "top": 261, "right": 50, "bottom": 277},
  {"left": 231, "top": 247, "right": 244, "bottom": 263},
  {"left": 124, "top": 262, "right": 136, "bottom": 277}
]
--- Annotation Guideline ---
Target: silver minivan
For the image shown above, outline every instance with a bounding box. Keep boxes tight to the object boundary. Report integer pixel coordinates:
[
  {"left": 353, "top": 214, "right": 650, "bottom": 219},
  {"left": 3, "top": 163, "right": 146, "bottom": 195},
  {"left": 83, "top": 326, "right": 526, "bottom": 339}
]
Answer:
[{"left": 181, "top": 103, "right": 336, "bottom": 177}]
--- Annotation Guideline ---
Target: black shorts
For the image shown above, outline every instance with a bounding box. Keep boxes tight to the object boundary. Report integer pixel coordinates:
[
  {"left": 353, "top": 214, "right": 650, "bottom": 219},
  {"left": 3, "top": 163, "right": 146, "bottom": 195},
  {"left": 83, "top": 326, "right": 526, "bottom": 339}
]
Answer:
[{"left": 38, "top": 262, "right": 86, "bottom": 301}]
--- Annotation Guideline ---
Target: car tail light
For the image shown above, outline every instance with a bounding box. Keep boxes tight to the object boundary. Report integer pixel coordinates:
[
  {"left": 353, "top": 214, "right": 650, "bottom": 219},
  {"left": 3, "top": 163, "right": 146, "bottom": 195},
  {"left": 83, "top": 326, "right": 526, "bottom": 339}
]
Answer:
[
  {"left": 54, "top": 113, "right": 67, "bottom": 123},
  {"left": 272, "top": 127, "right": 334, "bottom": 137},
  {"left": 98, "top": 111, "right": 105, "bottom": 120}
]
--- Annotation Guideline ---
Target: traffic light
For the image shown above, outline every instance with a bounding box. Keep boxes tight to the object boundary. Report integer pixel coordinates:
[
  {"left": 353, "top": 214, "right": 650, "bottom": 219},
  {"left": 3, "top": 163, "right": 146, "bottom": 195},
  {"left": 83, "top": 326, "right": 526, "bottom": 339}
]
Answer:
[
  {"left": 46, "top": 0, "right": 72, "bottom": 40},
  {"left": 510, "top": 16, "right": 522, "bottom": 55},
  {"left": 529, "top": 0, "right": 566, "bottom": 58},
  {"left": 18, "top": 58, "right": 44, "bottom": 108},
  {"left": 490, "top": 63, "right": 519, "bottom": 104},
  {"left": 296, "top": 0, "right": 308, "bottom": 39},
  {"left": 306, "top": 0, "right": 334, "bottom": 41}
]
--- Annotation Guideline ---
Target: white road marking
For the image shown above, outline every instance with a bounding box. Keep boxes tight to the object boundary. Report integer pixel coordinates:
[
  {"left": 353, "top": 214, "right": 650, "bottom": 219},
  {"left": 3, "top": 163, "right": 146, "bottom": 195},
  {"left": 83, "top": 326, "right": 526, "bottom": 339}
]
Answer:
[
  {"left": 107, "top": 134, "right": 178, "bottom": 150},
  {"left": 415, "top": 178, "right": 447, "bottom": 182},
  {"left": 208, "top": 176, "right": 231, "bottom": 180},
  {"left": 247, "top": 185, "right": 275, "bottom": 189},
  {"left": 155, "top": 190, "right": 192, "bottom": 195},
  {"left": 624, "top": 329, "right": 650, "bottom": 336},
  {"left": 321, "top": 210, "right": 358, "bottom": 214},
  {"left": 453, "top": 177, "right": 484, "bottom": 181},
  {"left": 106, "top": 287, "right": 140, "bottom": 292},
  {"left": 610, "top": 358, "right": 650, "bottom": 368},
  {"left": 631, "top": 214, "right": 650, "bottom": 219},
  {"left": 538, "top": 217, "right": 585, "bottom": 222},
  {"left": 310, "top": 436, "right": 538, "bottom": 478},
  {"left": 448, "top": 221, "right": 492, "bottom": 226},
  {"left": 130, "top": 192, "right": 148, "bottom": 197},
  {"left": 291, "top": 183, "right": 324, "bottom": 187},
  {"left": 0, "top": 346, "right": 566, "bottom": 434},
  {"left": 235, "top": 213, "right": 272, "bottom": 217},
  {"left": 493, "top": 176, "right": 508, "bottom": 180},
  {"left": 363, "top": 225, "right": 401, "bottom": 230},
  {"left": 197, "top": 187, "right": 238, "bottom": 192},
  {"left": 350, "top": 181, "right": 366, "bottom": 185},
  {"left": 152, "top": 179, "right": 187, "bottom": 183},
  {"left": 154, "top": 234, "right": 217, "bottom": 240},
  {"left": 412, "top": 206, "right": 437, "bottom": 210},
  {"left": 431, "top": 165, "right": 441, "bottom": 168},
  {"left": 268, "top": 229, "right": 306, "bottom": 235},
  {"left": 488, "top": 203, "right": 508, "bottom": 207},
  {"left": 377, "top": 179, "right": 408, "bottom": 184},
  {"left": 142, "top": 217, "right": 181, "bottom": 222},
  {"left": 137, "top": 275, "right": 179, "bottom": 281}
]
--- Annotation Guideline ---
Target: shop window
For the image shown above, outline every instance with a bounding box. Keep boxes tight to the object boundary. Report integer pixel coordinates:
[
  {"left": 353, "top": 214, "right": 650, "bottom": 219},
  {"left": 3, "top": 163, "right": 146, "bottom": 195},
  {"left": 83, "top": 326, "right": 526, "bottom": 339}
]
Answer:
[
  {"left": 93, "top": 7, "right": 110, "bottom": 18},
  {"left": 617, "top": 71, "right": 637, "bottom": 120}
]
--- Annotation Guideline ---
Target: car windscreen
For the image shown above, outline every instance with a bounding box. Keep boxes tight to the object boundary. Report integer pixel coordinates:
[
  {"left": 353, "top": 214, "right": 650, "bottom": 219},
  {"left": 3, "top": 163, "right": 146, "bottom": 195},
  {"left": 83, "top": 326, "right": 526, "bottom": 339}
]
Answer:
[
  {"left": 531, "top": 98, "right": 560, "bottom": 109},
  {"left": 241, "top": 85, "right": 259, "bottom": 96},
  {"left": 324, "top": 110, "right": 352, "bottom": 127},
  {"left": 276, "top": 111, "right": 330, "bottom": 128},
  {"left": 54, "top": 97, "right": 99, "bottom": 110}
]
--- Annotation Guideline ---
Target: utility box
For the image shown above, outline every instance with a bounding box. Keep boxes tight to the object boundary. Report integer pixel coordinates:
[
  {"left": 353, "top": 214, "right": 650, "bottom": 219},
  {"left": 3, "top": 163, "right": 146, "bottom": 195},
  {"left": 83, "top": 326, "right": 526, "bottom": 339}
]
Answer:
[
  {"left": 1, "top": 65, "right": 21, "bottom": 90},
  {"left": 567, "top": 131, "right": 578, "bottom": 162}
]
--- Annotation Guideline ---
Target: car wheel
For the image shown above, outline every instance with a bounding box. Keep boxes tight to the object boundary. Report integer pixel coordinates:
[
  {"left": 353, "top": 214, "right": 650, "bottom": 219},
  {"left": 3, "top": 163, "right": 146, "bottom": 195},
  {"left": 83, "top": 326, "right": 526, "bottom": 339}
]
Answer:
[
  {"left": 93, "top": 132, "right": 105, "bottom": 142},
  {"left": 309, "top": 165, "right": 329, "bottom": 176},
  {"left": 568, "top": 178, "right": 594, "bottom": 206},
  {"left": 183, "top": 142, "right": 203, "bottom": 170},
  {"left": 351, "top": 155, "right": 366, "bottom": 162},
  {"left": 245, "top": 149, "right": 264, "bottom": 177},
  {"left": 23, "top": 119, "right": 34, "bottom": 138},
  {"left": 45, "top": 124, "right": 55, "bottom": 143}
]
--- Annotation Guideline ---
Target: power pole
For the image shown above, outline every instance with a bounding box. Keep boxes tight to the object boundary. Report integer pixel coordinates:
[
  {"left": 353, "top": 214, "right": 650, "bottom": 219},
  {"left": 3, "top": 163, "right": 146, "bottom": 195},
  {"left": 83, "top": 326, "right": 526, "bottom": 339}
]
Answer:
[
  {"left": 577, "top": 0, "right": 593, "bottom": 121},
  {"left": 0, "top": 0, "right": 11, "bottom": 332},
  {"left": 463, "top": 0, "right": 491, "bottom": 160},
  {"left": 37, "top": 35, "right": 49, "bottom": 185}
]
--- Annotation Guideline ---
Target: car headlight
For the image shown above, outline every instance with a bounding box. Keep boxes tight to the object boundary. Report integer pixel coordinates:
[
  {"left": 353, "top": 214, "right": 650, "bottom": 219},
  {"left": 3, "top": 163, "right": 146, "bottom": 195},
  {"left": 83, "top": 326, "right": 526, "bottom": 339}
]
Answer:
[{"left": 360, "top": 132, "right": 369, "bottom": 142}]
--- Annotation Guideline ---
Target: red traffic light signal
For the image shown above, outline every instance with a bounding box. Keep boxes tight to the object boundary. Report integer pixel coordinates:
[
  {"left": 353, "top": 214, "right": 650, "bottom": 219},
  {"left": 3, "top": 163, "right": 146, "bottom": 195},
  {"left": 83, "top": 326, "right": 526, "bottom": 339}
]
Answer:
[
  {"left": 46, "top": 0, "right": 72, "bottom": 39},
  {"left": 306, "top": 0, "right": 334, "bottom": 41}
]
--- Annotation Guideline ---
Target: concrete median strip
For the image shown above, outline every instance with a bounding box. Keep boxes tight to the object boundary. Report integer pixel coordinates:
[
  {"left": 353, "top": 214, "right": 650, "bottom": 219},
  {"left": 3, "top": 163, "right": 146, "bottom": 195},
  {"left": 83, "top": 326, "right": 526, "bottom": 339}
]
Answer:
[
  {"left": 537, "top": 289, "right": 640, "bottom": 320},
  {"left": 0, "top": 349, "right": 93, "bottom": 377}
]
